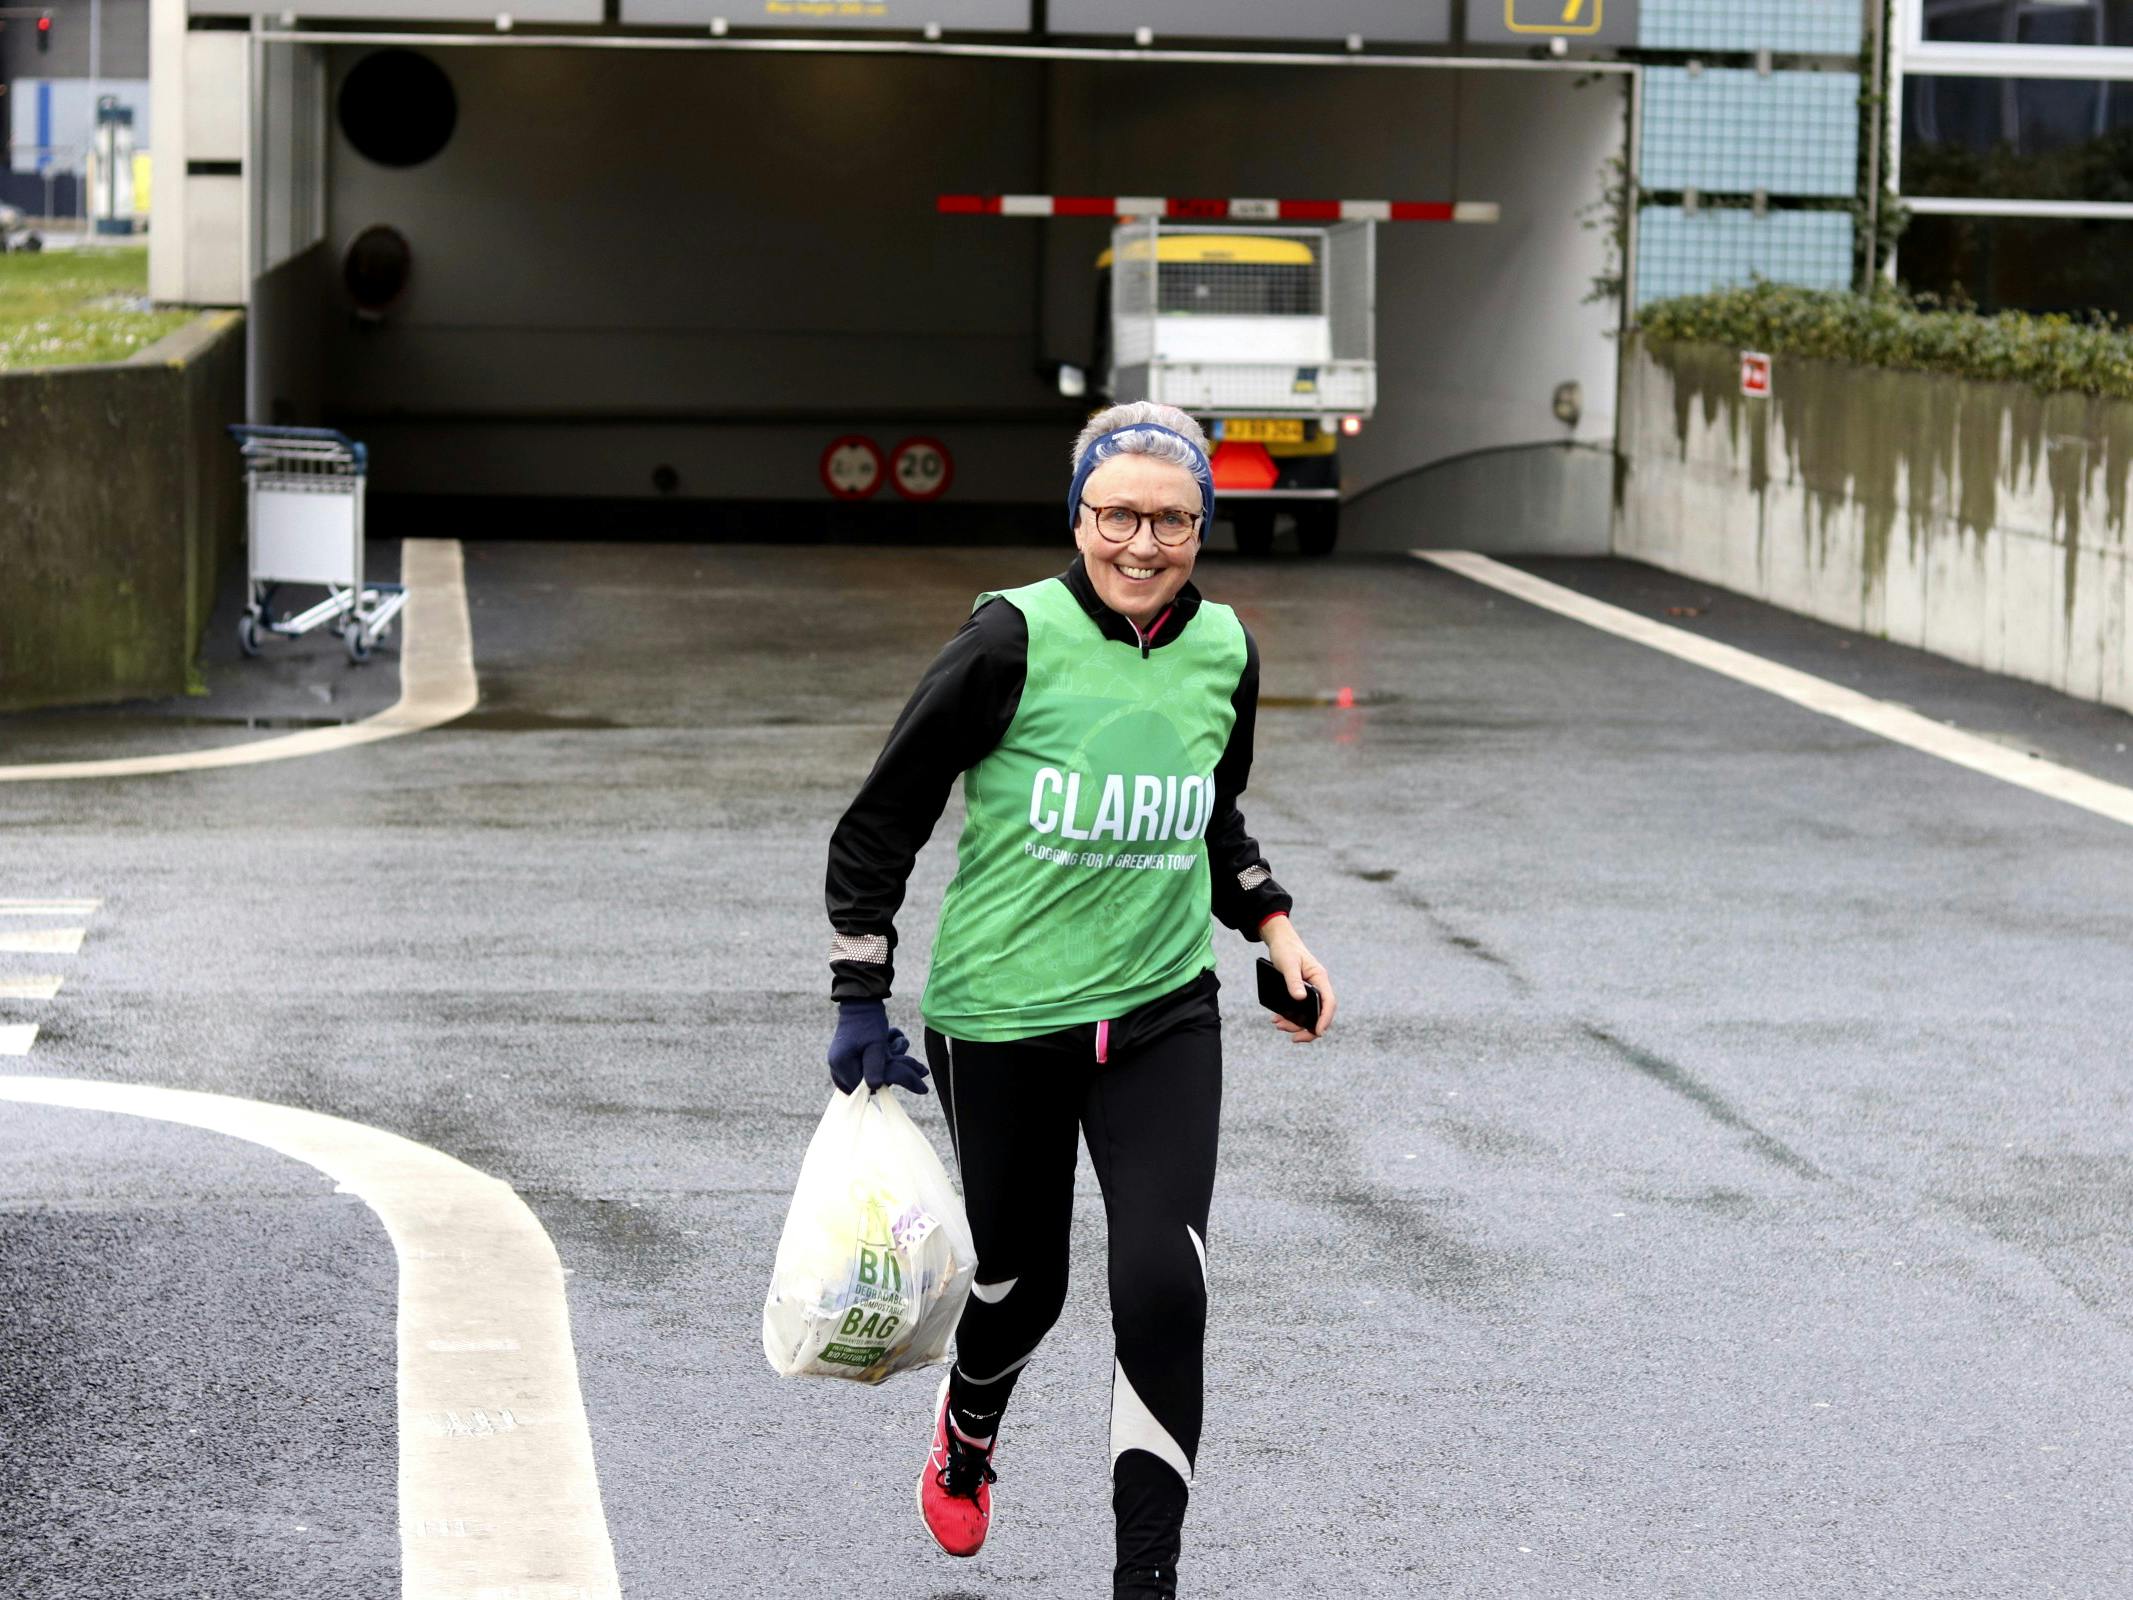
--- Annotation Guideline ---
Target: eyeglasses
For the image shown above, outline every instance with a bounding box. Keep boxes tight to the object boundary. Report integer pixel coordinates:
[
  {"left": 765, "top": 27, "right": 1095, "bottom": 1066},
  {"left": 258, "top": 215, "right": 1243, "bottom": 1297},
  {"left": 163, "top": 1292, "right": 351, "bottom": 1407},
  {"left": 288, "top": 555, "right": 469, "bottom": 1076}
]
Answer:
[{"left": 1079, "top": 500, "right": 1203, "bottom": 547}]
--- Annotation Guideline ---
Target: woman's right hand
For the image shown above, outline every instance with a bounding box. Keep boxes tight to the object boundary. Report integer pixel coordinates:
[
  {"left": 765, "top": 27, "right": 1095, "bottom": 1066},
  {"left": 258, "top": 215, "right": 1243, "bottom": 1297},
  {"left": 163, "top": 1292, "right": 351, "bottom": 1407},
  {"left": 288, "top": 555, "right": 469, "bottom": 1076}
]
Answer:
[{"left": 828, "top": 1000, "right": 931, "bottom": 1094}]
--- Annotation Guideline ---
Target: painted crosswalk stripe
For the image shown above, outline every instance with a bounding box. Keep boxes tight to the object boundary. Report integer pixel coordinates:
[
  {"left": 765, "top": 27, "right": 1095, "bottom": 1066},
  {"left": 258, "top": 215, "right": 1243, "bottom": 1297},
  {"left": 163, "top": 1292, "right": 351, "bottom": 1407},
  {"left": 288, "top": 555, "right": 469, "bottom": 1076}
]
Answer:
[
  {"left": 0, "top": 929, "right": 85, "bottom": 956},
  {"left": 0, "top": 904, "right": 93, "bottom": 1058}
]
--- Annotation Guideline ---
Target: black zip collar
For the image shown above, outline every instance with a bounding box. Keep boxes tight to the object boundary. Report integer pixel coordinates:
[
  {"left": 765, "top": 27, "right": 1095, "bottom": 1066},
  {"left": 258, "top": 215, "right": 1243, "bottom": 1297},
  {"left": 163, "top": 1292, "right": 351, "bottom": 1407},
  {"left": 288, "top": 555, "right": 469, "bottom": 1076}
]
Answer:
[{"left": 1059, "top": 554, "right": 1204, "bottom": 658}]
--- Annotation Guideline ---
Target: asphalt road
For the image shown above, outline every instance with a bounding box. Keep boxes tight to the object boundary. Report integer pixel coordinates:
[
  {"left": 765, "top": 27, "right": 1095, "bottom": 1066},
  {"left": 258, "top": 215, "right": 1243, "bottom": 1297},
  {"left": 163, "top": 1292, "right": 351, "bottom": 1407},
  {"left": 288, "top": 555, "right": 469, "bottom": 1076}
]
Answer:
[{"left": 4, "top": 541, "right": 2131, "bottom": 1599}]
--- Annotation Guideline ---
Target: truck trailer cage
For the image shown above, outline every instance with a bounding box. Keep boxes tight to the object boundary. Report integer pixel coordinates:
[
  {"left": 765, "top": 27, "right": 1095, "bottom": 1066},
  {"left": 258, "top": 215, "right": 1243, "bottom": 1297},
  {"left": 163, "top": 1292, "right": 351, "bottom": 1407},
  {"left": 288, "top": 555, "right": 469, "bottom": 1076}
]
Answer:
[{"left": 1107, "top": 219, "right": 1377, "bottom": 419}]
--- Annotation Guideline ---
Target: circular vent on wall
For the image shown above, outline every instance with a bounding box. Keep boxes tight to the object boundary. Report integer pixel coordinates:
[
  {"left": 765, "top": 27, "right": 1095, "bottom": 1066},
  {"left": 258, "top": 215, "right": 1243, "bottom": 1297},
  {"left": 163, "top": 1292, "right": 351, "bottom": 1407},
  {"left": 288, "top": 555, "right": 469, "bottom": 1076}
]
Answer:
[
  {"left": 338, "top": 50, "right": 457, "bottom": 168},
  {"left": 344, "top": 225, "right": 413, "bottom": 317}
]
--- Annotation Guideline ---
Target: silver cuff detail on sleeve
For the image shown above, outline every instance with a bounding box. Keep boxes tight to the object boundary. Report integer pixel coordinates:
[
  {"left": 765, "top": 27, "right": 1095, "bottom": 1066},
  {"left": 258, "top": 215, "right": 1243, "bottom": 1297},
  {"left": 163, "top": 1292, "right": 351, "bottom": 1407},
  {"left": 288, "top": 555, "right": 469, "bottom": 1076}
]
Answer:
[
  {"left": 830, "top": 932, "right": 890, "bottom": 965},
  {"left": 1237, "top": 865, "right": 1271, "bottom": 892}
]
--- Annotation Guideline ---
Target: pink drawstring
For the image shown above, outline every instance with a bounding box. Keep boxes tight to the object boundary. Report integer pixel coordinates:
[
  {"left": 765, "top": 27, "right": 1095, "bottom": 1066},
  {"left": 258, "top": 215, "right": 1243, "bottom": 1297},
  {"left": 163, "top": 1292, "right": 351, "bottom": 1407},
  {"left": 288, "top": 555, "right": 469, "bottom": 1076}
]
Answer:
[{"left": 1095, "top": 1019, "right": 1110, "bottom": 1064}]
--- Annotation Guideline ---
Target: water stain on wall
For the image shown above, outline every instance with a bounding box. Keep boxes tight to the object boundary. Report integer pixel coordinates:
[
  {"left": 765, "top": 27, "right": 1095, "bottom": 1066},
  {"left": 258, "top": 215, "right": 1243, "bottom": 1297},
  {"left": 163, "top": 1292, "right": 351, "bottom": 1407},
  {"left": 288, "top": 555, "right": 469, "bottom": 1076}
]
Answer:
[{"left": 1644, "top": 336, "right": 2132, "bottom": 625}]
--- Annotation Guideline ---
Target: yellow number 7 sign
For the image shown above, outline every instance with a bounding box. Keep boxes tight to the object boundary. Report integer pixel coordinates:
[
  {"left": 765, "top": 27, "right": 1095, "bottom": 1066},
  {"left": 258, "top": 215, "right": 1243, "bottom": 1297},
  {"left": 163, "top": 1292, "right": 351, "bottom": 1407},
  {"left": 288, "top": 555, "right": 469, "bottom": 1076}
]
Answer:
[{"left": 1504, "top": 0, "right": 1604, "bottom": 34}]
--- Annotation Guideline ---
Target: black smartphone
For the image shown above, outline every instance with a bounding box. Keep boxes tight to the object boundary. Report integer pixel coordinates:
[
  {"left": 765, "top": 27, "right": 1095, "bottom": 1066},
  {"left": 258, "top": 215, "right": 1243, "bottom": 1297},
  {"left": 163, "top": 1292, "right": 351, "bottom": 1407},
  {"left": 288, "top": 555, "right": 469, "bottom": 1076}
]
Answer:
[{"left": 1255, "top": 957, "right": 1322, "bottom": 1032}]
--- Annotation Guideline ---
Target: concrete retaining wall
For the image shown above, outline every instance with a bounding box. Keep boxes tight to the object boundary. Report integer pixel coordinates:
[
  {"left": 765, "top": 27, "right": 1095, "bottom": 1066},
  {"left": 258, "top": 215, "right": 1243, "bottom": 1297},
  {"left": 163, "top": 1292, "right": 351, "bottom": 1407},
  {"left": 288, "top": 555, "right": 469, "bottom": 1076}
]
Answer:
[
  {"left": 1614, "top": 337, "right": 2133, "bottom": 715},
  {"left": 0, "top": 312, "right": 246, "bottom": 714},
  {"left": 1347, "top": 441, "right": 1616, "bottom": 554}
]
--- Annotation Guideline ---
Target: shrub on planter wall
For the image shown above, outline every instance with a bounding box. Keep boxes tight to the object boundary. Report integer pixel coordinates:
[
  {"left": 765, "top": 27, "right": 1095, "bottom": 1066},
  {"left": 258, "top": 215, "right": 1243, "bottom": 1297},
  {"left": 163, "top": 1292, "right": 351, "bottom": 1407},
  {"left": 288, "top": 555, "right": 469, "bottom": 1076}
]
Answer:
[{"left": 1639, "top": 281, "right": 2133, "bottom": 402}]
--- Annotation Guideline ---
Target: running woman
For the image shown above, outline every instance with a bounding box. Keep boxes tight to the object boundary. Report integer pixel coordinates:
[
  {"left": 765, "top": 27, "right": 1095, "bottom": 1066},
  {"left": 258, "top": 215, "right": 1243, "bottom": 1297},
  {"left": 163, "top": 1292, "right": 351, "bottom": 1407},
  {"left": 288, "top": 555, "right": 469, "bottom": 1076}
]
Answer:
[{"left": 824, "top": 400, "right": 1336, "bottom": 1600}]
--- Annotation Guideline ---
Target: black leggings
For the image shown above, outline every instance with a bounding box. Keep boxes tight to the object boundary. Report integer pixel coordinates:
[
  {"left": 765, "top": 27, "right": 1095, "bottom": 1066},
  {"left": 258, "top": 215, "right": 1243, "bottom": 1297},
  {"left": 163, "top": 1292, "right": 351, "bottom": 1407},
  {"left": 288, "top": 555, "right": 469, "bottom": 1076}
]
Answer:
[{"left": 925, "top": 971, "right": 1221, "bottom": 1597}]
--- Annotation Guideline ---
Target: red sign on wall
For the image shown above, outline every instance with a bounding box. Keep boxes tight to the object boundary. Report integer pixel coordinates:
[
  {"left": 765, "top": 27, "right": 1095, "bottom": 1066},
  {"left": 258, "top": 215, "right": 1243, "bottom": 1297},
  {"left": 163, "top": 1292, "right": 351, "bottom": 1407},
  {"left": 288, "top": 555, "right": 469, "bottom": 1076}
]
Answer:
[
  {"left": 1741, "top": 351, "right": 1772, "bottom": 399},
  {"left": 890, "top": 437, "right": 955, "bottom": 502},
  {"left": 820, "top": 436, "right": 884, "bottom": 500}
]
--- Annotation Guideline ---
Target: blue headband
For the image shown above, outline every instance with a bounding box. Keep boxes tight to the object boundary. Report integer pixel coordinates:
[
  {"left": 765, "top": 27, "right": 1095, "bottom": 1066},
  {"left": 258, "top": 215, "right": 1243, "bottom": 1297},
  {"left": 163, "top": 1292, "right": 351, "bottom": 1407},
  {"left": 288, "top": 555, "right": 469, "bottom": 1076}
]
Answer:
[{"left": 1067, "top": 424, "right": 1217, "bottom": 532}]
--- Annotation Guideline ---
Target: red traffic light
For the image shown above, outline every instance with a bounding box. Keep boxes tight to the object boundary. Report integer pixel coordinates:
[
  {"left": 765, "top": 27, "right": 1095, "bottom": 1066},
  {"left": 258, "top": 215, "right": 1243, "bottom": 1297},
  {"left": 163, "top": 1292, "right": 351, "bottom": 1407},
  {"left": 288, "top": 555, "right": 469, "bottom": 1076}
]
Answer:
[{"left": 36, "top": 13, "right": 52, "bottom": 52}]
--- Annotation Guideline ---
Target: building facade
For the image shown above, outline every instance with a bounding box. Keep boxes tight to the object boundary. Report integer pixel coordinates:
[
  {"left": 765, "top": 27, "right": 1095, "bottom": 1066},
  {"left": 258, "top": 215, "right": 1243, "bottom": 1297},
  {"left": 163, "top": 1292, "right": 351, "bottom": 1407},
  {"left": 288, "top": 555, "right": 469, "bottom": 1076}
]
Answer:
[
  {"left": 148, "top": 1, "right": 1882, "bottom": 551},
  {"left": 1890, "top": 0, "right": 2133, "bottom": 317},
  {"left": 2, "top": 0, "right": 150, "bottom": 207}
]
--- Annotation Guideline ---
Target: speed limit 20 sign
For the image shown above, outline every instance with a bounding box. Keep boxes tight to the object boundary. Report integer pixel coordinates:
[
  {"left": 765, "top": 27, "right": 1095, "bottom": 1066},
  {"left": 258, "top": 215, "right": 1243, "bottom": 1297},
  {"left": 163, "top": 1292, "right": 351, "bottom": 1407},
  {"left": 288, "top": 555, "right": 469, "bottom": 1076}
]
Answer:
[{"left": 890, "top": 437, "right": 955, "bottom": 502}]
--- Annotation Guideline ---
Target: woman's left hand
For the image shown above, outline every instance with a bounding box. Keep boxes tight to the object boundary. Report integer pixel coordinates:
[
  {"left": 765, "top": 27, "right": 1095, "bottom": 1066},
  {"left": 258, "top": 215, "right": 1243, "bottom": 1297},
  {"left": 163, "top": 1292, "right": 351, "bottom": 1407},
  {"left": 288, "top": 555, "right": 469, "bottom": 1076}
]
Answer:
[{"left": 1262, "top": 917, "right": 1337, "bottom": 1044}]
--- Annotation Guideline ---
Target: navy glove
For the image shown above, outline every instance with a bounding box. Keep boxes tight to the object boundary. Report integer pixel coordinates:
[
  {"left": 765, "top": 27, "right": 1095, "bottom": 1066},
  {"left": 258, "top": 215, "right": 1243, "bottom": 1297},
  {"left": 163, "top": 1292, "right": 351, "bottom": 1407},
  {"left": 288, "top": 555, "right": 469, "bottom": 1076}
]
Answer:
[
  {"left": 827, "top": 999, "right": 931, "bottom": 1096},
  {"left": 871, "top": 1027, "right": 930, "bottom": 1095}
]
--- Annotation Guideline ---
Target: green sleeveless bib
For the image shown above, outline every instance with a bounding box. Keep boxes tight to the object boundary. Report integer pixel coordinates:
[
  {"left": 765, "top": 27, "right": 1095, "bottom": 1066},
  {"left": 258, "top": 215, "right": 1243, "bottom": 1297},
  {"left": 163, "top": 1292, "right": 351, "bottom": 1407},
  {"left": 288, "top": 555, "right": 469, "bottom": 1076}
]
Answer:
[{"left": 921, "top": 577, "right": 1247, "bottom": 1041}]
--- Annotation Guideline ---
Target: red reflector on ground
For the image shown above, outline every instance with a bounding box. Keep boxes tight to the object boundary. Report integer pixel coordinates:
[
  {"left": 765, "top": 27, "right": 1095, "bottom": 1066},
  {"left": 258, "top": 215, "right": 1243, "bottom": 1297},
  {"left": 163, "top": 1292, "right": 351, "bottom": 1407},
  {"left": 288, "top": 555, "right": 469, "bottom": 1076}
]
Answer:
[
  {"left": 1335, "top": 686, "right": 1355, "bottom": 709},
  {"left": 1211, "top": 441, "right": 1280, "bottom": 492}
]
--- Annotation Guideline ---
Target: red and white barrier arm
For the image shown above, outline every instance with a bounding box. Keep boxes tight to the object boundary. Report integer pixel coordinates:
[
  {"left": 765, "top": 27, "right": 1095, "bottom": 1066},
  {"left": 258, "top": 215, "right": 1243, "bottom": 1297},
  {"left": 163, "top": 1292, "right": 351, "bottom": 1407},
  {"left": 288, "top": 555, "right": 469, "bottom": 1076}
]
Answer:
[{"left": 938, "top": 194, "right": 1500, "bottom": 223}]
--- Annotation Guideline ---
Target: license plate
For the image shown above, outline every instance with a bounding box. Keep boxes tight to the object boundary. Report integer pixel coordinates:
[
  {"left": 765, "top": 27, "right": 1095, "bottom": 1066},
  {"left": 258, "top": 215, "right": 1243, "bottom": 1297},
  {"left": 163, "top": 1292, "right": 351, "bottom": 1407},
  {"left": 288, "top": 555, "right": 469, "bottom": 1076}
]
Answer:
[{"left": 1222, "top": 418, "right": 1305, "bottom": 444}]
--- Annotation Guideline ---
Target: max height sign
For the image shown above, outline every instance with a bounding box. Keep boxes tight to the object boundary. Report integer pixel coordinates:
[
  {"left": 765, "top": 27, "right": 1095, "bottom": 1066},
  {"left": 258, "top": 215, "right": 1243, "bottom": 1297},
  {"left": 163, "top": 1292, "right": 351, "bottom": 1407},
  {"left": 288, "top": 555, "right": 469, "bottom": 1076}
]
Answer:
[{"left": 1465, "top": 0, "right": 1639, "bottom": 47}]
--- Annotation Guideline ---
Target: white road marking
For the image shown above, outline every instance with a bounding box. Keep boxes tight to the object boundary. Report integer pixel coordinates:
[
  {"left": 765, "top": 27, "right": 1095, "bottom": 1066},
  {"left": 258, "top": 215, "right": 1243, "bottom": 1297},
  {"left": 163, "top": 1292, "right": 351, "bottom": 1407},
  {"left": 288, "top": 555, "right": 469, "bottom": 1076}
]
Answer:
[
  {"left": 0, "top": 899, "right": 103, "bottom": 915},
  {"left": 1416, "top": 551, "right": 2133, "bottom": 831},
  {"left": 0, "top": 977, "right": 64, "bottom": 1000},
  {"left": 0, "top": 929, "right": 85, "bottom": 956},
  {"left": 0, "top": 539, "right": 478, "bottom": 783},
  {"left": 0, "top": 1027, "right": 38, "bottom": 1055},
  {"left": 0, "top": 1075, "right": 621, "bottom": 1600}
]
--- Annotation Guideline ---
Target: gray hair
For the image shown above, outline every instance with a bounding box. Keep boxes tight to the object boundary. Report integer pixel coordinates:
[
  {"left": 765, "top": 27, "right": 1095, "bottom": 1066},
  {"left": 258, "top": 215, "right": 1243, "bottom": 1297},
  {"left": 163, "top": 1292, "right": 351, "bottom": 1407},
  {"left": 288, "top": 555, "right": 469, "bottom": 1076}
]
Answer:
[{"left": 1070, "top": 401, "right": 1211, "bottom": 484}]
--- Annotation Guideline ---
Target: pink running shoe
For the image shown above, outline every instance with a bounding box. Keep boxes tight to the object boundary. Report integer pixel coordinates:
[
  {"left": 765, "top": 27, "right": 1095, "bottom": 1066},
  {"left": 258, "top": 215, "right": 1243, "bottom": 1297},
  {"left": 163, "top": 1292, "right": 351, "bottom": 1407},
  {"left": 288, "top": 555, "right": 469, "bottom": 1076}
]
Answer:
[{"left": 916, "top": 1375, "right": 997, "bottom": 1558}]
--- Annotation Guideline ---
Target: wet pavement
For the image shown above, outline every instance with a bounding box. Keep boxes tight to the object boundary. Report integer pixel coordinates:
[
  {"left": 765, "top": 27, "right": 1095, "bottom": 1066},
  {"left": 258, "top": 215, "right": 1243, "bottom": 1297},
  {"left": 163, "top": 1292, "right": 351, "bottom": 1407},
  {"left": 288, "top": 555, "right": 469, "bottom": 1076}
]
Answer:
[{"left": 3, "top": 540, "right": 2132, "bottom": 1599}]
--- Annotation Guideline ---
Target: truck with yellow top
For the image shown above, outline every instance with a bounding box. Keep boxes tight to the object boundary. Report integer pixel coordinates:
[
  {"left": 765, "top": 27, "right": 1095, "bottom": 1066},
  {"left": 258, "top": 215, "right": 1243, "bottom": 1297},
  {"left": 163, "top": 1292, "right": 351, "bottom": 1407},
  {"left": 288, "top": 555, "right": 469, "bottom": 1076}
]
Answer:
[{"left": 1095, "top": 220, "right": 1375, "bottom": 556}]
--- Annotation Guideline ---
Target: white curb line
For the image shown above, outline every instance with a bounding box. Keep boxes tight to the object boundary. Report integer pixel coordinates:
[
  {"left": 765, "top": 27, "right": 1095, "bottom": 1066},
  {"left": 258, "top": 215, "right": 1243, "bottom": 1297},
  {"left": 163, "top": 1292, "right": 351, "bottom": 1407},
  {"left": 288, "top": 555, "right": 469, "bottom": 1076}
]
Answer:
[
  {"left": 0, "top": 1075, "right": 622, "bottom": 1600},
  {"left": 1415, "top": 550, "right": 2133, "bottom": 831},
  {"left": 0, "top": 539, "right": 477, "bottom": 783}
]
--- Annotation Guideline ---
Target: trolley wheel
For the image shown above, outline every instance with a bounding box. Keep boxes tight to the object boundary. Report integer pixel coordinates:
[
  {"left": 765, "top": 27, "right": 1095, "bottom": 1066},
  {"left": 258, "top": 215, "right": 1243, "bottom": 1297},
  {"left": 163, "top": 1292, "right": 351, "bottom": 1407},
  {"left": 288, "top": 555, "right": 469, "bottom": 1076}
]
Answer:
[
  {"left": 346, "top": 626, "right": 374, "bottom": 664},
  {"left": 238, "top": 612, "right": 263, "bottom": 658},
  {"left": 1232, "top": 506, "right": 1276, "bottom": 558},
  {"left": 1294, "top": 503, "right": 1340, "bottom": 558}
]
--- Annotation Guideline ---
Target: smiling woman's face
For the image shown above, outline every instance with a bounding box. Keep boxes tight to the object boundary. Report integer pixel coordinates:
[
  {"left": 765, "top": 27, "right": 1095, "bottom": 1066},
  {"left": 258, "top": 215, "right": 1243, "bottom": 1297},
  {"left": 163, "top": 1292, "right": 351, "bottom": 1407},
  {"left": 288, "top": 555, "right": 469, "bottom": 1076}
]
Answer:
[{"left": 1074, "top": 454, "right": 1202, "bottom": 627}]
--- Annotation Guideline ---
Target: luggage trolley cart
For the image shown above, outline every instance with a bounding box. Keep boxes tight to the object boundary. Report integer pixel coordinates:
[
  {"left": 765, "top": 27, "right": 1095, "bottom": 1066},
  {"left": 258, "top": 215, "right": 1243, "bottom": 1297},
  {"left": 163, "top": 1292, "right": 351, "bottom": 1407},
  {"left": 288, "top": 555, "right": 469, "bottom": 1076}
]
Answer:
[{"left": 228, "top": 425, "right": 405, "bottom": 664}]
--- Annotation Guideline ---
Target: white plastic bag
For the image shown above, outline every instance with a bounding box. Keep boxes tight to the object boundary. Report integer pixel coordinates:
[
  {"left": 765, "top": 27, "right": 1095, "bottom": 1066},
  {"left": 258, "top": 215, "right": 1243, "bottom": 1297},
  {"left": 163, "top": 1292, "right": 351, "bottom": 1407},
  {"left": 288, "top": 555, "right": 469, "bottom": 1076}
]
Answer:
[{"left": 762, "top": 1086, "right": 977, "bottom": 1384}]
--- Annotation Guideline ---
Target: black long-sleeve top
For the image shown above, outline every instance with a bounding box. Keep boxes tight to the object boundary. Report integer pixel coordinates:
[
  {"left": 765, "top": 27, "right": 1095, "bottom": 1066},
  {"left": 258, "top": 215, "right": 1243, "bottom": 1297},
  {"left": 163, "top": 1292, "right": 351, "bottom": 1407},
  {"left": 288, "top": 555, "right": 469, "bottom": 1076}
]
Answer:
[{"left": 825, "top": 556, "right": 1292, "bottom": 1002}]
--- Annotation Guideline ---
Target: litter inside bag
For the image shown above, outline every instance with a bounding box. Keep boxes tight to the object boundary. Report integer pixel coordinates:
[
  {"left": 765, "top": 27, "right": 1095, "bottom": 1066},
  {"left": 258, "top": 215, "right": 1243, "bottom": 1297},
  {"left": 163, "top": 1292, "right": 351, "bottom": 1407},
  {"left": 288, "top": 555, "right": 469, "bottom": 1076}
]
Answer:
[{"left": 763, "top": 1085, "right": 977, "bottom": 1384}]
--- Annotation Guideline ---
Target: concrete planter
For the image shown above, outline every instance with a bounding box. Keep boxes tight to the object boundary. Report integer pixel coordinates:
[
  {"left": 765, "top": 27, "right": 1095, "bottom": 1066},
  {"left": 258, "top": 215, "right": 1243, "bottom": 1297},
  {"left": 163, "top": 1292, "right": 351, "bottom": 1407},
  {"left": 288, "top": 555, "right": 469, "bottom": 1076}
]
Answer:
[
  {"left": 0, "top": 313, "right": 246, "bottom": 714},
  {"left": 1613, "top": 335, "right": 2133, "bottom": 716}
]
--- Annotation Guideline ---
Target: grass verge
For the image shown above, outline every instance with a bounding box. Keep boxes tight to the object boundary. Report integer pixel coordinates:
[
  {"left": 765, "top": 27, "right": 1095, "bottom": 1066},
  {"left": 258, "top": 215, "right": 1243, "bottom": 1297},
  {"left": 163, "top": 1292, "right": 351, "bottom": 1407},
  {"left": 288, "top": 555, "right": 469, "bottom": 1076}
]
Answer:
[{"left": 0, "top": 246, "right": 193, "bottom": 370}]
